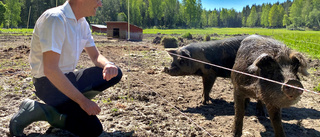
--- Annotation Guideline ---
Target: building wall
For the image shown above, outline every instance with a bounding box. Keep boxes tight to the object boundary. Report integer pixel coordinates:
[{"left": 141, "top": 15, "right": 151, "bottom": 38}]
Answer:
[
  {"left": 106, "top": 22, "right": 143, "bottom": 41},
  {"left": 129, "top": 32, "right": 143, "bottom": 41}
]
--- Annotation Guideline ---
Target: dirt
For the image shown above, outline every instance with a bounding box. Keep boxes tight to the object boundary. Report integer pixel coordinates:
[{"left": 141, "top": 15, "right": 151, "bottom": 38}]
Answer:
[{"left": 0, "top": 34, "right": 320, "bottom": 137}]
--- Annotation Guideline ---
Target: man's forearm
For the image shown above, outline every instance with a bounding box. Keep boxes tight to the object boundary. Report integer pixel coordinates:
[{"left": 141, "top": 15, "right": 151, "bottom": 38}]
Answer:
[
  {"left": 95, "top": 54, "right": 110, "bottom": 68},
  {"left": 85, "top": 46, "right": 111, "bottom": 68}
]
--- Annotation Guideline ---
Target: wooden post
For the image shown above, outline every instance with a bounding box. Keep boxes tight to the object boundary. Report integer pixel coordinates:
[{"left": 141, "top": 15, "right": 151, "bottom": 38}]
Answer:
[
  {"left": 27, "top": 6, "right": 31, "bottom": 29},
  {"left": 128, "top": 0, "right": 130, "bottom": 40}
]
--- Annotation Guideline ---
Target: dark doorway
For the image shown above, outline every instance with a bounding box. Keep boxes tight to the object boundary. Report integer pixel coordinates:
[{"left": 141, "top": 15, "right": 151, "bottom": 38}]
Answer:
[{"left": 113, "top": 28, "right": 120, "bottom": 38}]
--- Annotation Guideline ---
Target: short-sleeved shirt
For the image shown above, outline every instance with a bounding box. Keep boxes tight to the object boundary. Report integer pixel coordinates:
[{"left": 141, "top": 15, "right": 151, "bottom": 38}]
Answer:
[{"left": 29, "top": 1, "right": 95, "bottom": 78}]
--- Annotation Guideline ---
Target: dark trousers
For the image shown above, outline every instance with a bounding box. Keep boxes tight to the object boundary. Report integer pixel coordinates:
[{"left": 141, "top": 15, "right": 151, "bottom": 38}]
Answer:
[{"left": 33, "top": 67, "right": 122, "bottom": 137}]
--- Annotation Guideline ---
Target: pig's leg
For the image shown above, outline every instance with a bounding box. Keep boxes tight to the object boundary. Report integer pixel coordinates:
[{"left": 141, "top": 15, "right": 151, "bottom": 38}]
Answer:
[
  {"left": 233, "top": 90, "right": 246, "bottom": 137},
  {"left": 266, "top": 105, "right": 285, "bottom": 137},
  {"left": 201, "top": 75, "right": 216, "bottom": 105},
  {"left": 244, "top": 98, "right": 250, "bottom": 110},
  {"left": 256, "top": 100, "right": 266, "bottom": 118}
]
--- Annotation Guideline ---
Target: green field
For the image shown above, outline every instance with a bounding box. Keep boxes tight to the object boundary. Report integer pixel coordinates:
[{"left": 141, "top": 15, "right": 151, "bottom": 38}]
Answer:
[
  {"left": 0, "top": 28, "right": 33, "bottom": 35},
  {"left": 1, "top": 28, "right": 319, "bottom": 58},
  {"left": 145, "top": 28, "right": 320, "bottom": 59}
]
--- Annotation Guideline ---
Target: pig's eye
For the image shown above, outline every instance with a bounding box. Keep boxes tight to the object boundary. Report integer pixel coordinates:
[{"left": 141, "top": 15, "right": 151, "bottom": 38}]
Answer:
[{"left": 179, "top": 60, "right": 185, "bottom": 65}]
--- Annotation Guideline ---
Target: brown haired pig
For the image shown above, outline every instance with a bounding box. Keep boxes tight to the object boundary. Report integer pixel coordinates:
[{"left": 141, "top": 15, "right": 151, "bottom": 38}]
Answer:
[
  {"left": 164, "top": 35, "right": 248, "bottom": 104},
  {"left": 231, "top": 35, "right": 309, "bottom": 137}
]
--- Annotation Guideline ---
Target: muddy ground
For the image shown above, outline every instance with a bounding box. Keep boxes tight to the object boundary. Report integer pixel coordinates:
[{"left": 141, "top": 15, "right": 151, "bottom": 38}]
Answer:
[{"left": 0, "top": 34, "right": 319, "bottom": 137}]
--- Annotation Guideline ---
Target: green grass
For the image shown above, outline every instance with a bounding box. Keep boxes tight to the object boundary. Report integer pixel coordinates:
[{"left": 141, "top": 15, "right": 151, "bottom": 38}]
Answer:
[
  {"left": 145, "top": 28, "right": 320, "bottom": 59},
  {"left": 1, "top": 27, "right": 319, "bottom": 58},
  {"left": 315, "top": 84, "right": 320, "bottom": 92},
  {"left": 92, "top": 32, "right": 107, "bottom": 36},
  {"left": 111, "top": 108, "right": 118, "bottom": 112},
  {"left": 0, "top": 28, "right": 33, "bottom": 36}
]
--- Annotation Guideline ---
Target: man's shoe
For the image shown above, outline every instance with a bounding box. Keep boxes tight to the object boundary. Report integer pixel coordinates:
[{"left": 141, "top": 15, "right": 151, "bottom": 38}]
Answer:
[{"left": 9, "top": 99, "right": 66, "bottom": 136}]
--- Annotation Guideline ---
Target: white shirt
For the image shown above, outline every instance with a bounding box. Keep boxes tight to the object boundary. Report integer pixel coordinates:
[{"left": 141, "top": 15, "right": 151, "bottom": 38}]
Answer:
[{"left": 29, "top": 1, "right": 95, "bottom": 78}]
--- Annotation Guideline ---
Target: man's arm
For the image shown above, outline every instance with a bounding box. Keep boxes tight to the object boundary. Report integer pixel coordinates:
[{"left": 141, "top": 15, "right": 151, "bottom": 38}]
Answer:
[
  {"left": 84, "top": 46, "right": 118, "bottom": 81},
  {"left": 43, "top": 51, "right": 101, "bottom": 115}
]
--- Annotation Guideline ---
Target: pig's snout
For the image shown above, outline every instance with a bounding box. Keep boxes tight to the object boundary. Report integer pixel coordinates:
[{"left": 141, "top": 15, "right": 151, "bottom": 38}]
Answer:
[
  {"left": 282, "top": 80, "right": 303, "bottom": 100},
  {"left": 163, "top": 67, "right": 170, "bottom": 73},
  {"left": 163, "top": 66, "right": 183, "bottom": 76}
]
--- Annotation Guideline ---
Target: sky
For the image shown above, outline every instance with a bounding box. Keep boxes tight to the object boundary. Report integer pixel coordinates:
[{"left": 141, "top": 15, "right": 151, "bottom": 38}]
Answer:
[{"left": 199, "top": 0, "right": 287, "bottom": 12}]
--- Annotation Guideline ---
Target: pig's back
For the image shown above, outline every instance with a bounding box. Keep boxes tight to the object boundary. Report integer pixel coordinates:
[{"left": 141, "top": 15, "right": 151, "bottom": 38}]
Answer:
[
  {"left": 236, "top": 35, "right": 288, "bottom": 69},
  {"left": 186, "top": 35, "right": 248, "bottom": 77}
]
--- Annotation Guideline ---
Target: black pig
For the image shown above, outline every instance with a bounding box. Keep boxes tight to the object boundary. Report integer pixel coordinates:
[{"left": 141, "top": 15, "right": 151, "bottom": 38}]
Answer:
[
  {"left": 164, "top": 35, "right": 248, "bottom": 104},
  {"left": 231, "top": 35, "right": 309, "bottom": 137}
]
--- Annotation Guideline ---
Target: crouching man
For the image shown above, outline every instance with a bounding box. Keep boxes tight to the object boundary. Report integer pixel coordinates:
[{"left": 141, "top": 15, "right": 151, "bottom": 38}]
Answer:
[{"left": 9, "top": 0, "right": 122, "bottom": 136}]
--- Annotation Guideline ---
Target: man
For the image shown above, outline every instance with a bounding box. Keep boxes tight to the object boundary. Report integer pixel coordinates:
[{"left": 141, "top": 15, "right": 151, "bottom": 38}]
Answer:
[{"left": 9, "top": 0, "right": 122, "bottom": 136}]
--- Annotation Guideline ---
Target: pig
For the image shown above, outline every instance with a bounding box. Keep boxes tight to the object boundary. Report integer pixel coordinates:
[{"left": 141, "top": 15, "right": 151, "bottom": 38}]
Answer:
[
  {"left": 164, "top": 35, "right": 249, "bottom": 105},
  {"left": 231, "top": 35, "right": 309, "bottom": 137}
]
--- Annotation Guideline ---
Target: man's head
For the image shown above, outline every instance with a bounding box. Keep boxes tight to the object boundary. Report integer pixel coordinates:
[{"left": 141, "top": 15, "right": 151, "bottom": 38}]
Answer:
[{"left": 69, "top": 0, "right": 102, "bottom": 20}]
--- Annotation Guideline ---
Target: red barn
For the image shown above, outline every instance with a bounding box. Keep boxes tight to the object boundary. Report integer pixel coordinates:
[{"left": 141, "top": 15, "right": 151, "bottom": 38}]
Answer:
[
  {"left": 106, "top": 21, "right": 143, "bottom": 41},
  {"left": 91, "top": 24, "right": 107, "bottom": 33}
]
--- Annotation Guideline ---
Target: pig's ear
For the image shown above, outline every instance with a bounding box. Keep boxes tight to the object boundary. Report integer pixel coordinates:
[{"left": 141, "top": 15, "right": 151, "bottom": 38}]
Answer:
[
  {"left": 290, "top": 52, "right": 309, "bottom": 76},
  {"left": 181, "top": 49, "right": 191, "bottom": 57},
  {"left": 248, "top": 53, "right": 279, "bottom": 73},
  {"left": 166, "top": 49, "right": 178, "bottom": 57}
]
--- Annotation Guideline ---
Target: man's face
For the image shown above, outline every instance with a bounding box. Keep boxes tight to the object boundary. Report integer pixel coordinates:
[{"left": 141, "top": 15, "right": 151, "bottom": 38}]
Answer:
[{"left": 84, "top": 0, "right": 102, "bottom": 17}]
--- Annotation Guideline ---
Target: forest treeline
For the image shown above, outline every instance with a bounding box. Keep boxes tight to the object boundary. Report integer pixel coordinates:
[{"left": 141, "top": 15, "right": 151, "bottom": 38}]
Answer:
[{"left": 0, "top": 0, "right": 320, "bottom": 30}]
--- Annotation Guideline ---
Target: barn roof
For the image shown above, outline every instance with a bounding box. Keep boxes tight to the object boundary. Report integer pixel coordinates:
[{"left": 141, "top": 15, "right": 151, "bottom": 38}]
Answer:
[
  {"left": 91, "top": 24, "right": 107, "bottom": 29},
  {"left": 106, "top": 21, "right": 142, "bottom": 30}
]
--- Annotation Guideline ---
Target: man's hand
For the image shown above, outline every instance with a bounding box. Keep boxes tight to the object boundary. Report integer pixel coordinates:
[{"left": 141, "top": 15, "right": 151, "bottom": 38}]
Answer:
[
  {"left": 103, "top": 64, "right": 118, "bottom": 81},
  {"left": 79, "top": 98, "right": 101, "bottom": 115},
  {"left": 84, "top": 46, "right": 119, "bottom": 81}
]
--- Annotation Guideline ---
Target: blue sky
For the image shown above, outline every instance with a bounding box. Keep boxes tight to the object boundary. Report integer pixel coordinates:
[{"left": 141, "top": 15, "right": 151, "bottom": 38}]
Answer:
[{"left": 199, "top": 0, "right": 287, "bottom": 12}]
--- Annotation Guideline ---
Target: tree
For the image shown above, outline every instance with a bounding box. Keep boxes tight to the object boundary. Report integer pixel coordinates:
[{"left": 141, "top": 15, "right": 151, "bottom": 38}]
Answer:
[
  {"left": 277, "top": 5, "right": 285, "bottom": 27},
  {"left": 269, "top": 4, "right": 284, "bottom": 27},
  {"left": 163, "top": 0, "right": 177, "bottom": 28},
  {"left": 241, "top": 5, "right": 251, "bottom": 27},
  {"left": 0, "top": 1, "right": 6, "bottom": 26},
  {"left": 281, "top": 0, "right": 292, "bottom": 15},
  {"left": 242, "top": 16, "right": 247, "bottom": 27},
  {"left": 196, "top": 0, "right": 202, "bottom": 27},
  {"left": 4, "top": 0, "right": 21, "bottom": 28},
  {"left": 208, "top": 10, "right": 218, "bottom": 27},
  {"left": 308, "top": 9, "right": 320, "bottom": 29},
  {"left": 313, "top": 0, "right": 320, "bottom": 11},
  {"left": 201, "top": 9, "right": 209, "bottom": 27},
  {"left": 283, "top": 14, "right": 290, "bottom": 27},
  {"left": 137, "top": 0, "right": 149, "bottom": 28},
  {"left": 19, "top": 0, "right": 31, "bottom": 27},
  {"left": 289, "top": 0, "right": 303, "bottom": 27},
  {"left": 228, "top": 8, "right": 240, "bottom": 27},
  {"left": 130, "top": 0, "right": 143, "bottom": 26},
  {"left": 182, "top": 0, "right": 202, "bottom": 28},
  {"left": 301, "top": 0, "right": 313, "bottom": 26},
  {"left": 261, "top": 4, "right": 271, "bottom": 27},
  {"left": 247, "top": 6, "right": 258, "bottom": 27},
  {"left": 220, "top": 8, "right": 229, "bottom": 27},
  {"left": 119, "top": 0, "right": 128, "bottom": 14},
  {"left": 148, "top": 0, "right": 163, "bottom": 26},
  {"left": 2, "top": 0, "right": 315, "bottom": 29},
  {"left": 176, "top": 1, "right": 187, "bottom": 28},
  {"left": 117, "top": 12, "right": 127, "bottom": 21},
  {"left": 104, "top": 0, "right": 120, "bottom": 21}
]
